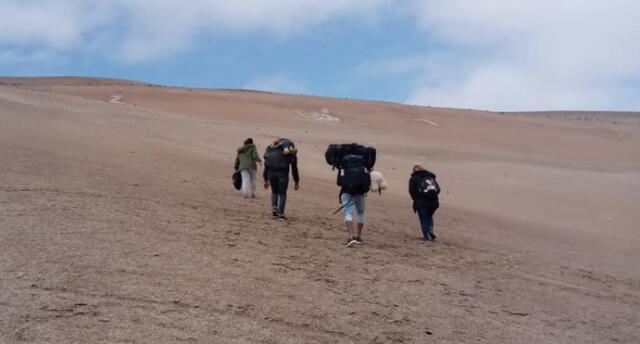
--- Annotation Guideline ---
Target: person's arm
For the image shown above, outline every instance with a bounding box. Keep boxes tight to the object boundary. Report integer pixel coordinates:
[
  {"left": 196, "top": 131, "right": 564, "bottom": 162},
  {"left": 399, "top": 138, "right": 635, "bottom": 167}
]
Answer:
[
  {"left": 262, "top": 161, "right": 270, "bottom": 189},
  {"left": 253, "top": 147, "right": 262, "bottom": 165},
  {"left": 263, "top": 163, "right": 268, "bottom": 182},
  {"left": 408, "top": 177, "right": 417, "bottom": 200},
  {"left": 290, "top": 154, "right": 300, "bottom": 185}
]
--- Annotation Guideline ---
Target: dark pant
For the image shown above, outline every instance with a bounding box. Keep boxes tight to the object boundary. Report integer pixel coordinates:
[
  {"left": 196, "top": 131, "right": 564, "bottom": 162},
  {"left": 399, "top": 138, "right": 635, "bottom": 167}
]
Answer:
[
  {"left": 269, "top": 175, "right": 289, "bottom": 215},
  {"left": 417, "top": 208, "right": 436, "bottom": 239}
]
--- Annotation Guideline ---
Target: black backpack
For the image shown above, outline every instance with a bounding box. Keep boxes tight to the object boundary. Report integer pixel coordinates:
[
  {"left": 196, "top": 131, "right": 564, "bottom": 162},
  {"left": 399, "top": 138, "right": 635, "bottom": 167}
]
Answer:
[
  {"left": 338, "top": 155, "right": 371, "bottom": 194},
  {"left": 264, "top": 146, "right": 288, "bottom": 172},
  {"left": 416, "top": 176, "right": 440, "bottom": 201},
  {"left": 325, "top": 143, "right": 376, "bottom": 170}
]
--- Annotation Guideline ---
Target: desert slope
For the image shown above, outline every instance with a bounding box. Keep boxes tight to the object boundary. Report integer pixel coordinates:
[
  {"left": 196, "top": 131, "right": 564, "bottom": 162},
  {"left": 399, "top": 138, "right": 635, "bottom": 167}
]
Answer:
[{"left": 1, "top": 77, "right": 639, "bottom": 343}]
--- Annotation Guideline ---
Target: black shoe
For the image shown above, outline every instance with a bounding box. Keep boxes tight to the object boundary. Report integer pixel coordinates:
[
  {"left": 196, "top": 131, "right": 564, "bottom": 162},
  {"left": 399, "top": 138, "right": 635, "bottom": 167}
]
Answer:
[
  {"left": 277, "top": 214, "right": 288, "bottom": 221},
  {"left": 430, "top": 232, "right": 437, "bottom": 241},
  {"left": 346, "top": 237, "right": 358, "bottom": 247},
  {"left": 272, "top": 210, "right": 278, "bottom": 218}
]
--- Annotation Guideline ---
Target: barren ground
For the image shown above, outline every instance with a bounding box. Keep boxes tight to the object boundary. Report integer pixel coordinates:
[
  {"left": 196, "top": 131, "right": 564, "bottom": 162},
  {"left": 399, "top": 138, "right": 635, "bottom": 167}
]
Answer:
[{"left": 1, "top": 77, "right": 639, "bottom": 343}]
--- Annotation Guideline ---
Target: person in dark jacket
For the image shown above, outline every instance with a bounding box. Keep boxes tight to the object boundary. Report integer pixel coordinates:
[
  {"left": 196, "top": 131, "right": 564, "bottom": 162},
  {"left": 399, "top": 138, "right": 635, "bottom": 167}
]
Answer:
[
  {"left": 263, "top": 138, "right": 299, "bottom": 220},
  {"left": 234, "top": 138, "right": 262, "bottom": 198},
  {"left": 409, "top": 163, "right": 441, "bottom": 241}
]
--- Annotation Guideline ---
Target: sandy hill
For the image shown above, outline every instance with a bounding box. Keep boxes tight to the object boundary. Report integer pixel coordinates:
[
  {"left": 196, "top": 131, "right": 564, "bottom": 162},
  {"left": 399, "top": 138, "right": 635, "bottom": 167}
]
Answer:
[{"left": 1, "top": 77, "right": 639, "bottom": 343}]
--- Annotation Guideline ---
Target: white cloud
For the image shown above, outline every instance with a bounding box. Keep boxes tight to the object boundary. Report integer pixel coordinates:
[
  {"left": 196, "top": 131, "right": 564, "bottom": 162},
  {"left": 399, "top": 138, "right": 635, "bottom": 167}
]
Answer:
[
  {"left": 3, "top": 0, "right": 639, "bottom": 110},
  {"left": 244, "top": 74, "right": 308, "bottom": 94},
  {"left": 402, "top": 0, "right": 640, "bottom": 111},
  {"left": 0, "top": 0, "right": 395, "bottom": 62}
]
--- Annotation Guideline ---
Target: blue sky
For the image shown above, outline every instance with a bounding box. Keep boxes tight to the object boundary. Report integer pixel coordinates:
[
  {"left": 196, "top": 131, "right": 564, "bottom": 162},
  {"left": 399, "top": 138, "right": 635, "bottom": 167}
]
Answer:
[{"left": 1, "top": 0, "right": 639, "bottom": 111}]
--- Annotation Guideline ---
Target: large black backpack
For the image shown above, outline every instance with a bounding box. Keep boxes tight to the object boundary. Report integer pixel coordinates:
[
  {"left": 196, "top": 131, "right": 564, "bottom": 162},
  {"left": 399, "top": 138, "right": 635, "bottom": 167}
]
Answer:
[
  {"left": 325, "top": 143, "right": 376, "bottom": 170},
  {"left": 338, "top": 155, "right": 371, "bottom": 194},
  {"left": 264, "top": 146, "right": 288, "bottom": 172}
]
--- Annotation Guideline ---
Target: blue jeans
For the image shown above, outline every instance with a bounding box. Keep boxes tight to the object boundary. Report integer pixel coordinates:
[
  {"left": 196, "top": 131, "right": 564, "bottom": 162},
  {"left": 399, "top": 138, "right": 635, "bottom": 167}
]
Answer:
[
  {"left": 417, "top": 208, "right": 434, "bottom": 239},
  {"left": 341, "top": 193, "right": 365, "bottom": 223},
  {"left": 270, "top": 175, "right": 289, "bottom": 215}
]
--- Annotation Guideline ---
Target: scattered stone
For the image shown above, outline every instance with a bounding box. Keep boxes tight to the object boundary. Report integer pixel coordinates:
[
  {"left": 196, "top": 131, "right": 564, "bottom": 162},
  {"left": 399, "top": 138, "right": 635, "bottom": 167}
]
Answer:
[{"left": 505, "top": 310, "right": 529, "bottom": 316}]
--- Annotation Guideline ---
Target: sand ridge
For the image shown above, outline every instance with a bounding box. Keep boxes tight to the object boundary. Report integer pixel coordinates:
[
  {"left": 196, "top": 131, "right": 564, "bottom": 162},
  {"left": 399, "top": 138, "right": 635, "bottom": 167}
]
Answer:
[{"left": 1, "top": 77, "right": 639, "bottom": 343}]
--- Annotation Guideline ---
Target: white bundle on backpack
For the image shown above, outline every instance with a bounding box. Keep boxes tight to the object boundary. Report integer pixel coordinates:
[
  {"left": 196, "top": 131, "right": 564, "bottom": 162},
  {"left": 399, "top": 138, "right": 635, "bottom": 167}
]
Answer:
[{"left": 370, "top": 170, "right": 388, "bottom": 193}]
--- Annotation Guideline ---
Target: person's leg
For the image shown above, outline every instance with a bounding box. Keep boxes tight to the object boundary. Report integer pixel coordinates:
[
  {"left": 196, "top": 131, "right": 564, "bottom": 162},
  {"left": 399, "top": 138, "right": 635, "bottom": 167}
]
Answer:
[
  {"left": 425, "top": 215, "right": 434, "bottom": 239},
  {"left": 355, "top": 194, "right": 366, "bottom": 241},
  {"left": 417, "top": 208, "right": 433, "bottom": 240},
  {"left": 277, "top": 175, "right": 289, "bottom": 217},
  {"left": 356, "top": 223, "right": 364, "bottom": 242},
  {"left": 269, "top": 177, "right": 280, "bottom": 216},
  {"left": 240, "top": 170, "right": 251, "bottom": 197},
  {"left": 341, "top": 193, "right": 356, "bottom": 242},
  {"left": 249, "top": 169, "right": 257, "bottom": 198},
  {"left": 429, "top": 208, "right": 437, "bottom": 239},
  {"left": 346, "top": 221, "right": 355, "bottom": 240}
]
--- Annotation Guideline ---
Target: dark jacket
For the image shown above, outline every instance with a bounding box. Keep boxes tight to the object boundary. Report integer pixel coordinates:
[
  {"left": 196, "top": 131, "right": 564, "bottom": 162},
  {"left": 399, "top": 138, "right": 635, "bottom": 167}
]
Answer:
[
  {"left": 263, "top": 145, "right": 300, "bottom": 183},
  {"left": 234, "top": 144, "right": 261, "bottom": 171},
  {"left": 409, "top": 169, "right": 440, "bottom": 212}
]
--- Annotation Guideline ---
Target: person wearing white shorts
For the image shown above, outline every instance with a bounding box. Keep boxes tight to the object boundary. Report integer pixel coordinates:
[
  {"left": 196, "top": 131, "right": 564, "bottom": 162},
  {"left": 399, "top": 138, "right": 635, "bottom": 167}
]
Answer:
[{"left": 341, "top": 192, "right": 366, "bottom": 246}]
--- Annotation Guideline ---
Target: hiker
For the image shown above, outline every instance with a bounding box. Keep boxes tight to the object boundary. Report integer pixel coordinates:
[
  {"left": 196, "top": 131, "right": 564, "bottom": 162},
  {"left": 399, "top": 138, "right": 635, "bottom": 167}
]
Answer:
[
  {"left": 325, "top": 143, "right": 376, "bottom": 246},
  {"left": 263, "top": 138, "right": 299, "bottom": 220},
  {"left": 338, "top": 152, "right": 372, "bottom": 247},
  {"left": 234, "top": 138, "right": 262, "bottom": 198},
  {"left": 408, "top": 163, "right": 441, "bottom": 241}
]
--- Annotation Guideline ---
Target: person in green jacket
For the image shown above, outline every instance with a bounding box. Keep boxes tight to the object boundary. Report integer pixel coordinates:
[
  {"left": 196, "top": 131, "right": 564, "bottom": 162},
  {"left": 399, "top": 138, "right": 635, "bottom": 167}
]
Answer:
[{"left": 234, "top": 138, "right": 262, "bottom": 198}]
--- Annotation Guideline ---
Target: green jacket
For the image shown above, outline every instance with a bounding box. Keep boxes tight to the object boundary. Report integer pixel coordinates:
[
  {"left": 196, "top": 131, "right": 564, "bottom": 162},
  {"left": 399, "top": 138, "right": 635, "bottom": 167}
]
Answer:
[{"left": 234, "top": 144, "right": 261, "bottom": 171}]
